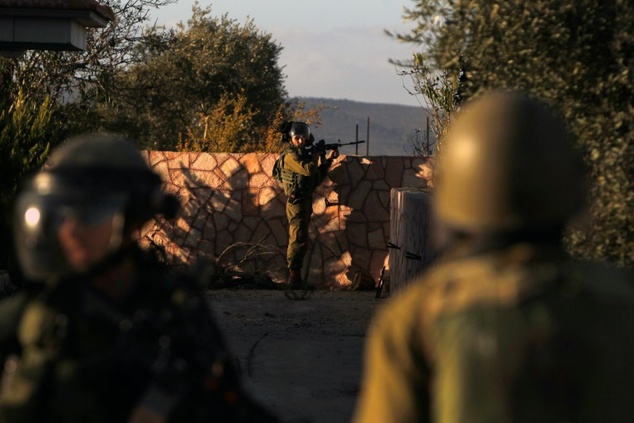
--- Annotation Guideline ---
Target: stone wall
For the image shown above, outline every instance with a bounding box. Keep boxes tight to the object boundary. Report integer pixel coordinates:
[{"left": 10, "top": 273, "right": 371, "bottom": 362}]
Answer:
[{"left": 141, "top": 151, "right": 433, "bottom": 289}]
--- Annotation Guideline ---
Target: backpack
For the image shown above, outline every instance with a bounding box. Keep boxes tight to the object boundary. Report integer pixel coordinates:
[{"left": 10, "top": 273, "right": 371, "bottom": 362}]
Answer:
[{"left": 272, "top": 151, "right": 286, "bottom": 183}]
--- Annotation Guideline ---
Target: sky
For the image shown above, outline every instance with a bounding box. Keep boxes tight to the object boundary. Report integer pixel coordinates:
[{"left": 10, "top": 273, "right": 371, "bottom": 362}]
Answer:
[{"left": 150, "top": 0, "right": 423, "bottom": 107}]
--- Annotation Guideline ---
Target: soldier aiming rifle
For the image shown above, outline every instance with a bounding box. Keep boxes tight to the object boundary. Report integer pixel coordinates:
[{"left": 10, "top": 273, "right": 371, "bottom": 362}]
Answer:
[{"left": 272, "top": 122, "right": 340, "bottom": 293}]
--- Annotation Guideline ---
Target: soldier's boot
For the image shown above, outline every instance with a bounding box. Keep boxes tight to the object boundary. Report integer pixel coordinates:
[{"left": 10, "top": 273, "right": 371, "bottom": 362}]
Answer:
[
  {"left": 285, "top": 268, "right": 314, "bottom": 300},
  {"left": 287, "top": 268, "right": 304, "bottom": 289}
]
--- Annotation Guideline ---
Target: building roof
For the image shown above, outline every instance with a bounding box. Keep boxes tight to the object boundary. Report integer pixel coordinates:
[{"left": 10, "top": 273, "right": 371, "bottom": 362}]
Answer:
[{"left": 0, "top": 0, "right": 115, "bottom": 23}]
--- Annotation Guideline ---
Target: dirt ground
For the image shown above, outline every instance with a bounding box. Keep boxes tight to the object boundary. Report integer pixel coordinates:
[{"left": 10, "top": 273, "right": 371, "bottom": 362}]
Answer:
[{"left": 207, "top": 288, "right": 386, "bottom": 423}]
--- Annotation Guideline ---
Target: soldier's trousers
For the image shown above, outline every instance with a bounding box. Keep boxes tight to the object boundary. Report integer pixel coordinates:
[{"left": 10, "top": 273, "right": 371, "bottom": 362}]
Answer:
[{"left": 286, "top": 196, "right": 313, "bottom": 270}]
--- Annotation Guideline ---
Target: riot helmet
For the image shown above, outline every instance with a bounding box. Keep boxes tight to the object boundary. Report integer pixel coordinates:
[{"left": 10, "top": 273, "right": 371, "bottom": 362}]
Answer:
[
  {"left": 434, "top": 91, "right": 586, "bottom": 234},
  {"left": 14, "top": 134, "right": 178, "bottom": 281},
  {"left": 280, "top": 121, "right": 313, "bottom": 147},
  {"left": 288, "top": 122, "right": 311, "bottom": 140}
]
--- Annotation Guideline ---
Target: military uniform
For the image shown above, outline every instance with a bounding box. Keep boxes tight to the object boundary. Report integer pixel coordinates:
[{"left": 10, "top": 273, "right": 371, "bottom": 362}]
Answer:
[
  {"left": 353, "top": 91, "right": 634, "bottom": 422},
  {"left": 0, "top": 247, "right": 278, "bottom": 422},
  {"left": 353, "top": 244, "right": 634, "bottom": 423},
  {"left": 278, "top": 145, "right": 331, "bottom": 272}
]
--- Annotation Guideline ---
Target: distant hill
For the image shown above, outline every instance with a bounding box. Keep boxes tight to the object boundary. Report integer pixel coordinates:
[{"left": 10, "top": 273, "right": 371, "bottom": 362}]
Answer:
[{"left": 295, "top": 97, "right": 432, "bottom": 156}]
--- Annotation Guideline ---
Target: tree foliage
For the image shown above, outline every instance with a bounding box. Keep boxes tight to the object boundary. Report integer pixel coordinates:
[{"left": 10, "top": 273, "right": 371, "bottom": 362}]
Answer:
[
  {"left": 102, "top": 4, "right": 288, "bottom": 151},
  {"left": 397, "top": 63, "right": 458, "bottom": 154},
  {"left": 177, "top": 92, "right": 262, "bottom": 152},
  {"left": 2, "top": 0, "right": 177, "bottom": 132},
  {"left": 0, "top": 91, "right": 63, "bottom": 273},
  {"left": 0, "top": 92, "right": 55, "bottom": 197},
  {"left": 394, "top": 0, "right": 634, "bottom": 265},
  {"left": 1, "top": 1, "right": 302, "bottom": 154}
]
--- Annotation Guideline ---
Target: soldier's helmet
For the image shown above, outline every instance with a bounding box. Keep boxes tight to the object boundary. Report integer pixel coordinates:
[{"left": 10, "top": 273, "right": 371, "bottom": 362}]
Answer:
[
  {"left": 434, "top": 91, "right": 586, "bottom": 233},
  {"left": 280, "top": 121, "right": 313, "bottom": 146},
  {"left": 288, "top": 122, "right": 311, "bottom": 140},
  {"left": 13, "top": 134, "right": 178, "bottom": 281}
]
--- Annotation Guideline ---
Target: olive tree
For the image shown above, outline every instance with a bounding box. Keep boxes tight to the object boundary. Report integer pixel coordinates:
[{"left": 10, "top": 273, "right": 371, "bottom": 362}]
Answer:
[
  {"left": 395, "top": 0, "right": 634, "bottom": 265},
  {"left": 102, "top": 4, "right": 288, "bottom": 151}
]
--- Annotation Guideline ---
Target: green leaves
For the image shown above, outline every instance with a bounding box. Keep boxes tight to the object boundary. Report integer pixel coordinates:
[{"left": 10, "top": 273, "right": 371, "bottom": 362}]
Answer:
[
  {"left": 0, "top": 91, "right": 63, "bottom": 269},
  {"left": 0, "top": 91, "right": 54, "bottom": 189},
  {"left": 397, "top": 0, "right": 634, "bottom": 265},
  {"left": 105, "top": 3, "right": 287, "bottom": 151}
]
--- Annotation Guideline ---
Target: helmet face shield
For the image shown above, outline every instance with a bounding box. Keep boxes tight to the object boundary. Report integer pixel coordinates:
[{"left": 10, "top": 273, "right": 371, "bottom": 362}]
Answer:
[
  {"left": 14, "top": 173, "right": 127, "bottom": 281},
  {"left": 13, "top": 134, "right": 179, "bottom": 281},
  {"left": 51, "top": 196, "right": 126, "bottom": 228},
  {"left": 14, "top": 190, "right": 68, "bottom": 281}
]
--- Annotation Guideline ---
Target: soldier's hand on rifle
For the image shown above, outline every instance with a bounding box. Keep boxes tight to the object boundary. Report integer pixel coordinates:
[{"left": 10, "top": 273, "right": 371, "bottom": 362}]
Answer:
[{"left": 326, "top": 148, "right": 339, "bottom": 161}]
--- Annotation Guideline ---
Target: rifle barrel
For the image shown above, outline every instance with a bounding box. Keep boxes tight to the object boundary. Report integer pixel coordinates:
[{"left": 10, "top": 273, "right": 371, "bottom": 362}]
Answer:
[{"left": 340, "top": 140, "right": 365, "bottom": 146}]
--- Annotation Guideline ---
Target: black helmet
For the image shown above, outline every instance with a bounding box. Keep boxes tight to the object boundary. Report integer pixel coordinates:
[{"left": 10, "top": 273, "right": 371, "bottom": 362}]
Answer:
[
  {"left": 288, "top": 122, "right": 311, "bottom": 140},
  {"left": 13, "top": 133, "right": 178, "bottom": 280},
  {"left": 280, "top": 121, "right": 311, "bottom": 143}
]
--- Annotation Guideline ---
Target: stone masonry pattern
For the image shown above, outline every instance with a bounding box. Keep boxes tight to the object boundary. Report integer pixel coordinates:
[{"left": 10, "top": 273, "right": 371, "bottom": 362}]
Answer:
[{"left": 141, "top": 152, "right": 433, "bottom": 289}]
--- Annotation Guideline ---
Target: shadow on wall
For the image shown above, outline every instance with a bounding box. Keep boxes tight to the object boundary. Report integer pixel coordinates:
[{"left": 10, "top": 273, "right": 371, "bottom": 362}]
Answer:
[
  {"left": 321, "top": 156, "right": 391, "bottom": 289},
  {"left": 141, "top": 152, "right": 288, "bottom": 287},
  {"left": 315, "top": 155, "right": 434, "bottom": 289}
]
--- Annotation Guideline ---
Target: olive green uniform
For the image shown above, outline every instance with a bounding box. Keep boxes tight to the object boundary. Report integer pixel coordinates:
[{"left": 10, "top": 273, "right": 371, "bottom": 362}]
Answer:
[
  {"left": 0, "top": 249, "right": 278, "bottom": 423},
  {"left": 278, "top": 146, "right": 330, "bottom": 270},
  {"left": 353, "top": 243, "right": 634, "bottom": 423}
]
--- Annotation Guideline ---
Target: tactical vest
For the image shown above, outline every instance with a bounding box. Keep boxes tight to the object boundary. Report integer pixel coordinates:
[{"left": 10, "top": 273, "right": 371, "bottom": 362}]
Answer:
[{"left": 273, "top": 149, "right": 315, "bottom": 200}]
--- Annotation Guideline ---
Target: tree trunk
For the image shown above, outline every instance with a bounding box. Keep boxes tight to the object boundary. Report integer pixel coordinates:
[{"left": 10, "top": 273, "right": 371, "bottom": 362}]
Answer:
[{"left": 388, "top": 188, "right": 434, "bottom": 294}]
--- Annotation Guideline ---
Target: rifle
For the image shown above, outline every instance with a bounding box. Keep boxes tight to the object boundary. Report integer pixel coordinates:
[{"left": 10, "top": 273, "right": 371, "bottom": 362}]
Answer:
[{"left": 309, "top": 139, "right": 365, "bottom": 154}]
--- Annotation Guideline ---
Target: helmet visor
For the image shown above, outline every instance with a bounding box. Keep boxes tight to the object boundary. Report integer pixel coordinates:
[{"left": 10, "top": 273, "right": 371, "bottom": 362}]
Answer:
[{"left": 14, "top": 184, "right": 126, "bottom": 281}]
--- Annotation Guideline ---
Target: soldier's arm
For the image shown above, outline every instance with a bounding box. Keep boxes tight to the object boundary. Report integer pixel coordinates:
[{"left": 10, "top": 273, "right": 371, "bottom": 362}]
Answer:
[
  {"left": 283, "top": 150, "right": 319, "bottom": 176},
  {"left": 317, "top": 150, "right": 337, "bottom": 181},
  {"left": 353, "top": 296, "right": 432, "bottom": 423}
]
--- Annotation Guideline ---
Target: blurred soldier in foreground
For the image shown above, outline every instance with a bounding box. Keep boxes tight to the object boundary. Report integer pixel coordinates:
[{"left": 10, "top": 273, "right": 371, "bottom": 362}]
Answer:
[
  {"left": 273, "top": 122, "right": 338, "bottom": 288},
  {"left": 353, "top": 91, "right": 634, "bottom": 423},
  {"left": 0, "top": 134, "right": 278, "bottom": 422}
]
